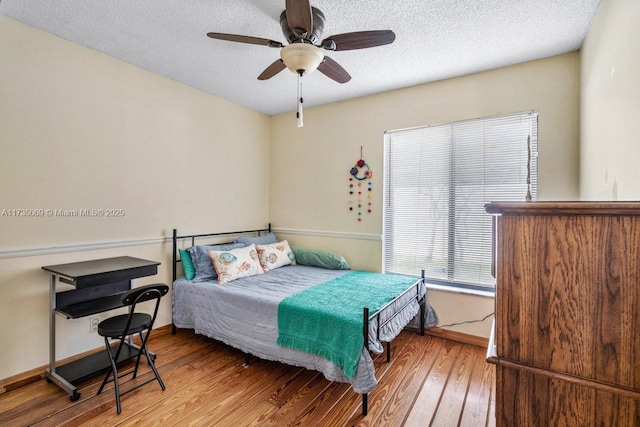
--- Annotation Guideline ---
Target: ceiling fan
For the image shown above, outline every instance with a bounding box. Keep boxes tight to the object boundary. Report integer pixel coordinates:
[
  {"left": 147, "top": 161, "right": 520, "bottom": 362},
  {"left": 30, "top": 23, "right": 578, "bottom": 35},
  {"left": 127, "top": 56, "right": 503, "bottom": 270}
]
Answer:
[{"left": 207, "top": 0, "right": 395, "bottom": 126}]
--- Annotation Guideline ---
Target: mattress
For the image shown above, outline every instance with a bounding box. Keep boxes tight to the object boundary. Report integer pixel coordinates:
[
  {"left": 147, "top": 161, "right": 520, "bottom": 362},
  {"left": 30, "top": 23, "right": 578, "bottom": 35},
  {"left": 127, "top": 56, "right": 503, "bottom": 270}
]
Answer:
[{"left": 172, "top": 264, "right": 426, "bottom": 393}]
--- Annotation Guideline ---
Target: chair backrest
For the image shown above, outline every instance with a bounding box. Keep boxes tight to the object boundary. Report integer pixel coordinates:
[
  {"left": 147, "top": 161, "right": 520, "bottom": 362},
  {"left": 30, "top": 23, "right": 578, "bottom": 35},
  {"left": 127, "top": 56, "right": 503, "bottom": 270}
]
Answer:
[
  {"left": 120, "top": 284, "right": 169, "bottom": 335},
  {"left": 122, "top": 284, "right": 169, "bottom": 306}
]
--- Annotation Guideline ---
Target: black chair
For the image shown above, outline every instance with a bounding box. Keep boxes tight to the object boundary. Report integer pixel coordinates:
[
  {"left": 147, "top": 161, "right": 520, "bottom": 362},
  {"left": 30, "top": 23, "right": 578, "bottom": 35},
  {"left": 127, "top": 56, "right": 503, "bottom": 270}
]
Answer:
[{"left": 96, "top": 283, "right": 169, "bottom": 414}]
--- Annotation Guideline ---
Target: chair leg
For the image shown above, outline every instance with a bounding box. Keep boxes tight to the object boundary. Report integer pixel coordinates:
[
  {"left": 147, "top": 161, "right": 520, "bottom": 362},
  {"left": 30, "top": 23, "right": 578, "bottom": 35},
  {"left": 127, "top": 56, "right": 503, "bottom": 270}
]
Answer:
[
  {"left": 112, "top": 367, "right": 122, "bottom": 415},
  {"left": 131, "top": 332, "right": 145, "bottom": 380},
  {"left": 97, "top": 367, "right": 111, "bottom": 395},
  {"left": 143, "top": 345, "right": 165, "bottom": 390},
  {"left": 112, "top": 368, "right": 122, "bottom": 414},
  {"left": 137, "top": 329, "right": 165, "bottom": 391},
  {"left": 98, "top": 337, "right": 122, "bottom": 414},
  {"left": 97, "top": 337, "right": 113, "bottom": 395},
  {"left": 97, "top": 370, "right": 110, "bottom": 395}
]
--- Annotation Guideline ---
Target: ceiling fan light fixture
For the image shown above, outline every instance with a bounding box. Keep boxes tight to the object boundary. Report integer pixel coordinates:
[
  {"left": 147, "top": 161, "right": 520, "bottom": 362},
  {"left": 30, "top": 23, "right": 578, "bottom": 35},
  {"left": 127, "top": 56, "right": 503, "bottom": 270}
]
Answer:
[
  {"left": 321, "top": 39, "right": 336, "bottom": 50},
  {"left": 207, "top": 3, "right": 396, "bottom": 127},
  {"left": 280, "top": 43, "right": 324, "bottom": 75}
]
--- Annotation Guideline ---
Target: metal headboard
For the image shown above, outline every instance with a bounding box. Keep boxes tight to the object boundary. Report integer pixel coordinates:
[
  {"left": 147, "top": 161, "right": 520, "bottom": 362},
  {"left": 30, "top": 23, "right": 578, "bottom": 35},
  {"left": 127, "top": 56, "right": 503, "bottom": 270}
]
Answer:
[{"left": 172, "top": 224, "right": 271, "bottom": 282}]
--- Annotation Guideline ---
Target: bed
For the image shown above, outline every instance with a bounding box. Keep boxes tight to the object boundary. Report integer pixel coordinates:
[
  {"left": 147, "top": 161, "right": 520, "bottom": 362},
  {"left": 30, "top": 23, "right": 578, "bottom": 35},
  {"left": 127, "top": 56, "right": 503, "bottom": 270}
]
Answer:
[{"left": 170, "top": 226, "right": 438, "bottom": 415}]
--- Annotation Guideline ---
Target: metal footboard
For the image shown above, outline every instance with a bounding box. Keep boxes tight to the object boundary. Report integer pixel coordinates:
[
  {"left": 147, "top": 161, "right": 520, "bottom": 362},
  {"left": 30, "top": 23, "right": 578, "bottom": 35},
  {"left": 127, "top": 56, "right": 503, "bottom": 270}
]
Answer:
[{"left": 360, "top": 270, "right": 426, "bottom": 415}]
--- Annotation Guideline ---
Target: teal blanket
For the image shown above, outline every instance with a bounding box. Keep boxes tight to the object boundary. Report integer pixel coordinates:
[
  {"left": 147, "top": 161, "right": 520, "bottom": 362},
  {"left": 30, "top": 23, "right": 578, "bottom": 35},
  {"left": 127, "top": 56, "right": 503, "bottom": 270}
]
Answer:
[{"left": 277, "top": 271, "right": 418, "bottom": 379}]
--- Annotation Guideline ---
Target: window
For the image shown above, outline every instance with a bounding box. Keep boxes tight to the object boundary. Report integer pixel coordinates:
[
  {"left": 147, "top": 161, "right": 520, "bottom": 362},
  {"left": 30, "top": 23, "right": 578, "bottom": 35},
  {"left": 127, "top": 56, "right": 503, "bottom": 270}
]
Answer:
[{"left": 383, "top": 112, "right": 538, "bottom": 292}]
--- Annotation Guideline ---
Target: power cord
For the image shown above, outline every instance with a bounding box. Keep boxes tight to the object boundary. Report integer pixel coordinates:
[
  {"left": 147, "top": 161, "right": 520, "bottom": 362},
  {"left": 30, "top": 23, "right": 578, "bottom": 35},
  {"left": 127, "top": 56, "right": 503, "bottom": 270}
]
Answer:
[{"left": 438, "top": 312, "right": 494, "bottom": 328}]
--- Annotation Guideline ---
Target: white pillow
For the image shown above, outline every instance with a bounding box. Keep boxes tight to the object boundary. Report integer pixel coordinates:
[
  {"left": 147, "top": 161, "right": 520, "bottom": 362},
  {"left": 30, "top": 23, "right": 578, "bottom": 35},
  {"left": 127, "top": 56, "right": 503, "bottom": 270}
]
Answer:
[
  {"left": 208, "top": 244, "right": 264, "bottom": 284},
  {"left": 256, "top": 240, "right": 296, "bottom": 272}
]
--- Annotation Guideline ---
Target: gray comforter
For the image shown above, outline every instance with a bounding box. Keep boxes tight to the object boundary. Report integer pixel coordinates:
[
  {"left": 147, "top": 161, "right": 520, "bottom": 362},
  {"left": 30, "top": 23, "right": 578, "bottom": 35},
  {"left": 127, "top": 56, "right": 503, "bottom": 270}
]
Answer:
[{"left": 172, "top": 265, "right": 431, "bottom": 393}]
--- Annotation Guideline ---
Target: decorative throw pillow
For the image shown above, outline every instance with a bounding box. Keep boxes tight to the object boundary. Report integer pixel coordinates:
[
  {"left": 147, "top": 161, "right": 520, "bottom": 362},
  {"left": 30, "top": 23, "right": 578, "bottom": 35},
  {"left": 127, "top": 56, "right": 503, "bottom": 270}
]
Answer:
[
  {"left": 208, "top": 244, "right": 265, "bottom": 284},
  {"left": 256, "top": 240, "right": 296, "bottom": 272},
  {"left": 178, "top": 248, "right": 196, "bottom": 280},
  {"left": 235, "top": 232, "right": 278, "bottom": 246},
  {"left": 291, "top": 246, "right": 351, "bottom": 270},
  {"left": 189, "top": 242, "right": 246, "bottom": 282}
]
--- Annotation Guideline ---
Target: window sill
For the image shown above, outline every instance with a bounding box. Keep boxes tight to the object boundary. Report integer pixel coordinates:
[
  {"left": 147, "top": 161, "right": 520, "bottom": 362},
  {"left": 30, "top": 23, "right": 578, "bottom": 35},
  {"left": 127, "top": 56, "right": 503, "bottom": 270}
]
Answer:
[{"left": 424, "top": 282, "right": 495, "bottom": 298}]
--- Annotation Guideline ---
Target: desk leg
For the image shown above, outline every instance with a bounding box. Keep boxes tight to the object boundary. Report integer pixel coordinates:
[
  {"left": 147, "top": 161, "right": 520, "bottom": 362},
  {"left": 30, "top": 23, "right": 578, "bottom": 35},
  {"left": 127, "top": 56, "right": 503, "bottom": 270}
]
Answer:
[
  {"left": 49, "top": 274, "right": 56, "bottom": 376},
  {"left": 46, "top": 274, "right": 80, "bottom": 401}
]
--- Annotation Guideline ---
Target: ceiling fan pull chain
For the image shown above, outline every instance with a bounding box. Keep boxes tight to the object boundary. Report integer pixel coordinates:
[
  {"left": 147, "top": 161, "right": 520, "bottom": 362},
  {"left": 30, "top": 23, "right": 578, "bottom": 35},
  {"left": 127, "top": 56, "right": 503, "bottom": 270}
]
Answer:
[{"left": 297, "top": 72, "right": 304, "bottom": 127}]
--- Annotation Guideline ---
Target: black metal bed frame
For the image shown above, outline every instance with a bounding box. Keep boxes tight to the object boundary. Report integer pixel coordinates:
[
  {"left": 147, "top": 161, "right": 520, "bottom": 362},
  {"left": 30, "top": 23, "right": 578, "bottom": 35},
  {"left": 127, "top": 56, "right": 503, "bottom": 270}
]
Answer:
[{"left": 171, "top": 225, "right": 426, "bottom": 416}]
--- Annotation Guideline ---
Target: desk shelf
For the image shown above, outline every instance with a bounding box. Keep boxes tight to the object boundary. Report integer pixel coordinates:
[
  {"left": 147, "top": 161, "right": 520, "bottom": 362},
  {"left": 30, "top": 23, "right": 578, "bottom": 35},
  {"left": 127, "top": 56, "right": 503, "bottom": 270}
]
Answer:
[
  {"left": 50, "top": 342, "right": 148, "bottom": 384},
  {"left": 42, "top": 256, "right": 160, "bottom": 400},
  {"left": 56, "top": 294, "right": 126, "bottom": 319}
]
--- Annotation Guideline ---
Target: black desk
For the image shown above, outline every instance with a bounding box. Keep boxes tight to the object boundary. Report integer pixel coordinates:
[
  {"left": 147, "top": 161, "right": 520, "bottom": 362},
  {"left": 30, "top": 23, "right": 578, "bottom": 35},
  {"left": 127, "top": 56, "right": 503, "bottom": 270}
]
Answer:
[{"left": 42, "top": 256, "right": 160, "bottom": 401}]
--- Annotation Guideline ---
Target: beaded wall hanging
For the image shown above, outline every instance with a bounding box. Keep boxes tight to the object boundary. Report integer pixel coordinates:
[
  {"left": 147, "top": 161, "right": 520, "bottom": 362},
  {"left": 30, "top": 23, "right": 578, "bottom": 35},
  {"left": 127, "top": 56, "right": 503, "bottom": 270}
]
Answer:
[{"left": 348, "top": 146, "right": 373, "bottom": 222}]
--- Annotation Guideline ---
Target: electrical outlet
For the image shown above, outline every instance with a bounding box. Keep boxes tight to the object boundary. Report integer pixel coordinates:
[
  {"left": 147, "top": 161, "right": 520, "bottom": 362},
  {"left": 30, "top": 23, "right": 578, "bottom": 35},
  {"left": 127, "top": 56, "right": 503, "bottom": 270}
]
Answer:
[{"left": 90, "top": 317, "right": 99, "bottom": 333}]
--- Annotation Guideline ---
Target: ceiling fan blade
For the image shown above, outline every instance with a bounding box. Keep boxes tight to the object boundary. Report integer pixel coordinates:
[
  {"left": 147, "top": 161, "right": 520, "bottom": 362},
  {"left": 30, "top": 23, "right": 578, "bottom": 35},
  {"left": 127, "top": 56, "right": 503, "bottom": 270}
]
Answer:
[
  {"left": 285, "top": 0, "right": 313, "bottom": 35},
  {"left": 207, "top": 32, "right": 283, "bottom": 48},
  {"left": 258, "top": 59, "right": 286, "bottom": 80},
  {"left": 322, "top": 30, "right": 396, "bottom": 51},
  {"left": 317, "top": 57, "right": 351, "bottom": 84}
]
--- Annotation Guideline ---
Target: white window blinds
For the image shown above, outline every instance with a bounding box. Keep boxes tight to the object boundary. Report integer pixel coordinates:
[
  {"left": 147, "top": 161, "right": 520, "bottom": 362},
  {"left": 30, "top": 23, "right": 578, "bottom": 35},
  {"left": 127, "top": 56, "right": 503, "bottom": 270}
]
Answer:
[{"left": 383, "top": 112, "right": 538, "bottom": 291}]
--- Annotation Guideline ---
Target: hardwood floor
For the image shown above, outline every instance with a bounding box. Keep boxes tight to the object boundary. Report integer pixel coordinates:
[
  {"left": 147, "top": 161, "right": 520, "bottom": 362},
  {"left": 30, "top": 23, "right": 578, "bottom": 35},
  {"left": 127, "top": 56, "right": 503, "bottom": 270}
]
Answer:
[{"left": 0, "top": 328, "right": 495, "bottom": 426}]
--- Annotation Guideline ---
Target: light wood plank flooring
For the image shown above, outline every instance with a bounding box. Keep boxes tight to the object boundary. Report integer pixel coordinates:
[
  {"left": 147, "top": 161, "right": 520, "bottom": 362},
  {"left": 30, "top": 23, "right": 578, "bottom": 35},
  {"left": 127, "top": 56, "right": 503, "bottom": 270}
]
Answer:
[{"left": 0, "top": 328, "right": 495, "bottom": 426}]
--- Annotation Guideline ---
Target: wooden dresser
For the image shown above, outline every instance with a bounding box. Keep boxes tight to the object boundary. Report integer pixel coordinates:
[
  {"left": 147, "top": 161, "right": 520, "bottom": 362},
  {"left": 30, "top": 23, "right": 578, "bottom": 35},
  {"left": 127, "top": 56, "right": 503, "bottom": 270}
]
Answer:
[{"left": 485, "top": 202, "right": 640, "bottom": 426}]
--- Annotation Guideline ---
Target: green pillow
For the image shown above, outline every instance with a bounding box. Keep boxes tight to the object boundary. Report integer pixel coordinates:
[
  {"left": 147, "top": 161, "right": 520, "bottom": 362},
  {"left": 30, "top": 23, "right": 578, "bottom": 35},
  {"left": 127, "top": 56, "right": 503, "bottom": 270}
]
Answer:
[
  {"left": 179, "top": 248, "right": 196, "bottom": 280},
  {"left": 291, "top": 246, "right": 351, "bottom": 270}
]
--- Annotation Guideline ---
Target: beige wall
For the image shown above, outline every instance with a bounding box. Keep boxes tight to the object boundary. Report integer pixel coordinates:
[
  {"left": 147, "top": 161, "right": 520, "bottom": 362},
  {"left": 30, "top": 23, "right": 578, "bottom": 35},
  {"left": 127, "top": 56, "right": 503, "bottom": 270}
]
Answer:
[
  {"left": 270, "top": 53, "right": 581, "bottom": 339},
  {"left": 0, "top": 17, "right": 270, "bottom": 380},
  {"left": 1, "top": 12, "right": 590, "bottom": 381},
  {"left": 580, "top": 0, "right": 640, "bottom": 199}
]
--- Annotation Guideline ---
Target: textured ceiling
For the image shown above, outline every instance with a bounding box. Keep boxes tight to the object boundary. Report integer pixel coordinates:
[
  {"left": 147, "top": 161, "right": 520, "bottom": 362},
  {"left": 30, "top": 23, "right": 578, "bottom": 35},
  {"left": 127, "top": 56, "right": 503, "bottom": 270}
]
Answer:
[{"left": 0, "top": 0, "right": 600, "bottom": 115}]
